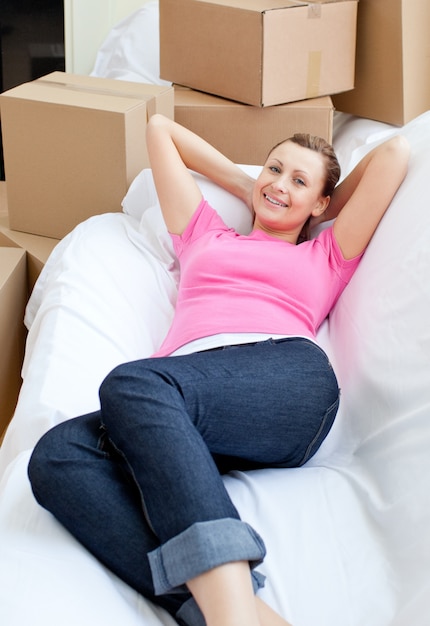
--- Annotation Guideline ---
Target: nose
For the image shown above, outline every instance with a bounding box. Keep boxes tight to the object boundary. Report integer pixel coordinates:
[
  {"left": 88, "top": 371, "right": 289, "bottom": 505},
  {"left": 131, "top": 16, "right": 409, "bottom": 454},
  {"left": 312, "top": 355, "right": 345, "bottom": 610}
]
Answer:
[{"left": 272, "top": 174, "right": 289, "bottom": 194}]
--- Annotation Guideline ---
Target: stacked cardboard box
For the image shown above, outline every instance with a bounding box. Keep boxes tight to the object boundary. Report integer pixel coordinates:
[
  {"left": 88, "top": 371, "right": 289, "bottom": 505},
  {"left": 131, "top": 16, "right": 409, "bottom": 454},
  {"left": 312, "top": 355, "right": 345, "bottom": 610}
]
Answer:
[
  {"left": 0, "top": 242, "right": 27, "bottom": 440},
  {"left": 333, "top": 0, "right": 430, "bottom": 126},
  {"left": 175, "top": 87, "right": 335, "bottom": 165},
  {"left": 0, "top": 75, "right": 174, "bottom": 434},
  {"left": 0, "top": 182, "right": 58, "bottom": 439},
  {"left": 0, "top": 73, "right": 175, "bottom": 240},
  {"left": 159, "top": 0, "right": 359, "bottom": 161}
]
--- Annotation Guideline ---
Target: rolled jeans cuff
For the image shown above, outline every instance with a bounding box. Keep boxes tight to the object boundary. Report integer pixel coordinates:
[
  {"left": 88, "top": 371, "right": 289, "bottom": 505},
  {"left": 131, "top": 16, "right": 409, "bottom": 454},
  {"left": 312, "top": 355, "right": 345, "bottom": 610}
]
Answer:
[{"left": 148, "top": 517, "right": 266, "bottom": 596}]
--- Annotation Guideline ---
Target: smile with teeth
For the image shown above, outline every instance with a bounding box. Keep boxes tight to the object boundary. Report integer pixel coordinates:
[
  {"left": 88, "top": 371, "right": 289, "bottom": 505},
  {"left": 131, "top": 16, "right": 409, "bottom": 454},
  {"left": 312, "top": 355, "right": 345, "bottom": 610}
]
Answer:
[{"left": 264, "top": 193, "right": 288, "bottom": 208}]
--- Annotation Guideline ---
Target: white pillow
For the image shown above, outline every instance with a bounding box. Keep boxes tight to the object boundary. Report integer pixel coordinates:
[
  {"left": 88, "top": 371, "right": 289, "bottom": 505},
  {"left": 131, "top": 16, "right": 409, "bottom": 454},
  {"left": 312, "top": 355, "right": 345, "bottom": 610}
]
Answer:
[
  {"left": 310, "top": 110, "right": 430, "bottom": 464},
  {"left": 332, "top": 111, "right": 395, "bottom": 178},
  {"left": 9, "top": 212, "right": 178, "bottom": 463}
]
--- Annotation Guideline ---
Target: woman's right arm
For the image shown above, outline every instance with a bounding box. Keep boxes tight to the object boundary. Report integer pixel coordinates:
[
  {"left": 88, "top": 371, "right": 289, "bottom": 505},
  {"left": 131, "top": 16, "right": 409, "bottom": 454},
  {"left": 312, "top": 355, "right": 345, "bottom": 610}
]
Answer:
[{"left": 146, "top": 114, "right": 255, "bottom": 235}]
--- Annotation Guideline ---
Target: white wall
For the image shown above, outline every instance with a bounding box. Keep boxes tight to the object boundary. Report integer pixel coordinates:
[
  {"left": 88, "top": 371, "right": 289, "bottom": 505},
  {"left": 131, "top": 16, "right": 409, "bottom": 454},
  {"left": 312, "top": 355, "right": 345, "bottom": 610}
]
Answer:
[{"left": 64, "top": 0, "right": 151, "bottom": 75}]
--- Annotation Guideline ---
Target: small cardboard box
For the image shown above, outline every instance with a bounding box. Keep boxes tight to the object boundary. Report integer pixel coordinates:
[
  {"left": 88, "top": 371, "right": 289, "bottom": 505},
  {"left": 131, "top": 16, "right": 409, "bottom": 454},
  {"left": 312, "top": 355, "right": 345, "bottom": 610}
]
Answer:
[
  {"left": 0, "top": 72, "right": 174, "bottom": 239},
  {"left": 160, "top": 0, "right": 358, "bottom": 107},
  {"left": 0, "top": 215, "right": 59, "bottom": 295},
  {"left": 0, "top": 180, "right": 59, "bottom": 295},
  {"left": 333, "top": 0, "right": 430, "bottom": 126},
  {"left": 0, "top": 244, "right": 27, "bottom": 438},
  {"left": 174, "top": 87, "right": 334, "bottom": 165}
]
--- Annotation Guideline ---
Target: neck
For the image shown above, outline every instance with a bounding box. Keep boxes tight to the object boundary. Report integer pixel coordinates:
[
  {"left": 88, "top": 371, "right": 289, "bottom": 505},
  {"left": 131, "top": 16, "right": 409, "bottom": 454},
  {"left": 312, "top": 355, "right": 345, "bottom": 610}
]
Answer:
[{"left": 251, "top": 221, "right": 301, "bottom": 244}]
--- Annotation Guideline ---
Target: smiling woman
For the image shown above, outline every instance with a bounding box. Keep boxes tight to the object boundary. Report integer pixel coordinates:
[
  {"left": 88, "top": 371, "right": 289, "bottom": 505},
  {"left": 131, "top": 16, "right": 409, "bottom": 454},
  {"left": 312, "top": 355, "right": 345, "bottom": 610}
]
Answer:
[{"left": 28, "top": 114, "right": 410, "bottom": 626}]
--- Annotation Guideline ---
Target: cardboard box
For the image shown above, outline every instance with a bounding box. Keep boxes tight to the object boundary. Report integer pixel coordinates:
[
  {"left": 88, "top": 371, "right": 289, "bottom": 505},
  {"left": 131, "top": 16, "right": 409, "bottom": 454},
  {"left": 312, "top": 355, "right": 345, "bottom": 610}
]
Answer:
[
  {"left": 0, "top": 181, "right": 58, "bottom": 440},
  {"left": 175, "top": 87, "right": 334, "bottom": 164},
  {"left": 0, "top": 216, "right": 59, "bottom": 295},
  {"left": 160, "top": 0, "right": 358, "bottom": 107},
  {"left": 0, "top": 72, "right": 174, "bottom": 239},
  {"left": 0, "top": 182, "right": 59, "bottom": 294},
  {"left": 333, "top": 0, "right": 430, "bottom": 126},
  {"left": 0, "top": 244, "right": 27, "bottom": 439}
]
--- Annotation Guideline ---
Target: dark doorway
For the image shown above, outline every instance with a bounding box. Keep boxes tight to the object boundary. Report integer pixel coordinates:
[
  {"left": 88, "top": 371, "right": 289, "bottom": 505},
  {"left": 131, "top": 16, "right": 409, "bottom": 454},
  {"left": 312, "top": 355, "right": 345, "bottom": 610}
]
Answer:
[{"left": 0, "top": 0, "right": 65, "bottom": 179}]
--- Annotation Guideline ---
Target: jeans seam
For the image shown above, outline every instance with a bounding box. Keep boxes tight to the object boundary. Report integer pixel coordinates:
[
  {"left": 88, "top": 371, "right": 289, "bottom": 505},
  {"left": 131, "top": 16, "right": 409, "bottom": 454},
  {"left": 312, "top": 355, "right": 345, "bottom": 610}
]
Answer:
[
  {"left": 299, "top": 394, "right": 339, "bottom": 466},
  {"left": 100, "top": 428, "right": 158, "bottom": 536}
]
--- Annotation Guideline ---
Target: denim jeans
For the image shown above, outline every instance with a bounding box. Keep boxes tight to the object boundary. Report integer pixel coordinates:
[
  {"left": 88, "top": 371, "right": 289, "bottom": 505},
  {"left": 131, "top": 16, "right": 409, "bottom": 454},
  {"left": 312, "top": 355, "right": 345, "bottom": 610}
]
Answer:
[{"left": 28, "top": 337, "right": 339, "bottom": 626}]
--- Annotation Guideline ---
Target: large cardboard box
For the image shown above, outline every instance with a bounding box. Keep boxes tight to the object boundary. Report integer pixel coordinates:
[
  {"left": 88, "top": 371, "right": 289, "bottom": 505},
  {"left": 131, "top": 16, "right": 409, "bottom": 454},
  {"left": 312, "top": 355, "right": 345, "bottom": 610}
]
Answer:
[
  {"left": 0, "top": 244, "right": 27, "bottom": 439},
  {"left": 333, "top": 0, "right": 430, "bottom": 126},
  {"left": 175, "top": 87, "right": 334, "bottom": 165},
  {"left": 160, "top": 0, "right": 358, "bottom": 107},
  {"left": 0, "top": 72, "right": 174, "bottom": 239}
]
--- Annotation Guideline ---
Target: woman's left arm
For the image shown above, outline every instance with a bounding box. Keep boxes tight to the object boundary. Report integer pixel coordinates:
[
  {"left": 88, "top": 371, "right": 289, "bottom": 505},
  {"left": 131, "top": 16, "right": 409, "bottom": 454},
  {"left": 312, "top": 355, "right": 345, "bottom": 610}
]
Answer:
[{"left": 322, "top": 135, "right": 410, "bottom": 259}]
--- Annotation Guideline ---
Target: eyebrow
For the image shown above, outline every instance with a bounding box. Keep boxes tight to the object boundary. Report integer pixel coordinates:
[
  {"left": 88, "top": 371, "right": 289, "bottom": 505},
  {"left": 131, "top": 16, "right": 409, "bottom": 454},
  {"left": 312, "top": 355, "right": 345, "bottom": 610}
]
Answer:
[
  {"left": 294, "top": 169, "right": 309, "bottom": 177},
  {"left": 269, "top": 157, "right": 309, "bottom": 176},
  {"left": 268, "top": 157, "right": 311, "bottom": 179}
]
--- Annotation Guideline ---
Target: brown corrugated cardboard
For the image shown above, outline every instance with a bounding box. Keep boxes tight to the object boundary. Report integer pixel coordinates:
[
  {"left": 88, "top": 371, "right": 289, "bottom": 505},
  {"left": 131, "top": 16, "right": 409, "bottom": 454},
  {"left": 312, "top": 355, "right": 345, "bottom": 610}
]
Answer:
[
  {"left": 0, "top": 182, "right": 59, "bottom": 295},
  {"left": 0, "top": 216, "right": 58, "bottom": 295},
  {"left": 174, "top": 87, "right": 334, "bottom": 164},
  {"left": 0, "top": 245, "right": 27, "bottom": 439},
  {"left": 333, "top": 0, "right": 430, "bottom": 125},
  {"left": 0, "top": 72, "right": 174, "bottom": 239},
  {"left": 0, "top": 181, "right": 58, "bottom": 440},
  {"left": 160, "top": 0, "right": 358, "bottom": 107}
]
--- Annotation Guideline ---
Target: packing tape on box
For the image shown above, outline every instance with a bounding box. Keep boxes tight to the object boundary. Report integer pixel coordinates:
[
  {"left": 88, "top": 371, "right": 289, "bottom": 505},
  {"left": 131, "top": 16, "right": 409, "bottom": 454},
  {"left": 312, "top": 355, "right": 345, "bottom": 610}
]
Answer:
[
  {"left": 307, "top": 4, "right": 322, "bottom": 18},
  {"left": 37, "top": 78, "right": 157, "bottom": 103},
  {"left": 291, "top": 1, "right": 322, "bottom": 18},
  {"left": 306, "top": 50, "right": 321, "bottom": 98}
]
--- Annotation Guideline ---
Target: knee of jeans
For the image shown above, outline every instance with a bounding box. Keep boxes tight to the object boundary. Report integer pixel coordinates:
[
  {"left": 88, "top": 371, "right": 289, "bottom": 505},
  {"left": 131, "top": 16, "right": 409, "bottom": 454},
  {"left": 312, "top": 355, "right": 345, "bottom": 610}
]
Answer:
[
  {"left": 99, "top": 360, "right": 163, "bottom": 415},
  {"left": 99, "top": 362, "right": 130, "bottom": 409},
  {"left": 28, "top": 432, "right": 59, "bottom": 506}
]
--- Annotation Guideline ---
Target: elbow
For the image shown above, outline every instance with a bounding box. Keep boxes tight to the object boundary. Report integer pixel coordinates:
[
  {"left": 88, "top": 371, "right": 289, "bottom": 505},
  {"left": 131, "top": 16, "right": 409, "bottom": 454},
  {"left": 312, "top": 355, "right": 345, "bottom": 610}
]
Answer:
[
  {"left": 377, "top": 135, "right": 410, "bottom": 184},
  {"left": 392, "top": 133, "right": 410, "bottom": 154},
  {"left": 397, "top": 135, "right": 411, "bottom": 181},
  {"left": 146, "top": 113, "right": 170, "bottom": 135},
  {"left": 387, "top": 135, "right": 411, "bottom": 168}
]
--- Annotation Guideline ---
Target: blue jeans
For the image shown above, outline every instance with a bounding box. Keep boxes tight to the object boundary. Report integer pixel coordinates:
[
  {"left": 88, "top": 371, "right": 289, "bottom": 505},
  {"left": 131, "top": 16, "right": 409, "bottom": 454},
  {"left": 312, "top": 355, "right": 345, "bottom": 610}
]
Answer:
[{"left": 28, "top": 337, "right": 339, "bottom": 626}]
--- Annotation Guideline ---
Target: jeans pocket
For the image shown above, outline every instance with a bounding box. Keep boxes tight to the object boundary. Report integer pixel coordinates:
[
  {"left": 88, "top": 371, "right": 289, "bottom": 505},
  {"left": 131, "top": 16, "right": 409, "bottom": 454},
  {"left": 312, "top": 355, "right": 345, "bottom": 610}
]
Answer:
[{"left": 298, "top": 394, "right": 340, "bottom": 466}]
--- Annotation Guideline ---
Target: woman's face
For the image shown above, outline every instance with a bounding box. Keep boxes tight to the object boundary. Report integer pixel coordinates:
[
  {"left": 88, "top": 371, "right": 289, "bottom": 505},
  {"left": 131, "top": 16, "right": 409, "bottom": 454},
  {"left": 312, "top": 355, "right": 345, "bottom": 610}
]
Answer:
[{"left": 252, "top": 140, "right": 330, "bottom": 242}]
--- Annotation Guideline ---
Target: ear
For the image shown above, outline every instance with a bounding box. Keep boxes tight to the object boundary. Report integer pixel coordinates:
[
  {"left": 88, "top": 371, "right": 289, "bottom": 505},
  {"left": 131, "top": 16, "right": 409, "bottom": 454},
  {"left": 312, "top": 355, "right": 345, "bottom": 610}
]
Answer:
[{"left": 311, "top": 195, "right": 330, "bottom": 217}]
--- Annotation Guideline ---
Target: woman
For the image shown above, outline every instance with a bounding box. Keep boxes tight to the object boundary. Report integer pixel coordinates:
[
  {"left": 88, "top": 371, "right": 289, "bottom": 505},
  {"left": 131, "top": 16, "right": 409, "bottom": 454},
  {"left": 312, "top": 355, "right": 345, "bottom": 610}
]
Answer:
[{"left": 28, "top": 116, "right": 409, "bottom": 626}]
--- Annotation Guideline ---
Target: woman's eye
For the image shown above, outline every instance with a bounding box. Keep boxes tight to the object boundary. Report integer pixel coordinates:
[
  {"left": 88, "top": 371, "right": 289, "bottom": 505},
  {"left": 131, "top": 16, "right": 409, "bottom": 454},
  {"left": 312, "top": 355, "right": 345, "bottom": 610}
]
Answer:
[
  {"left": 269, "top": 166, "right": 280, "bottom": 174},
  {"left": 294, "top": 178, "right": 305, "bottom": 186}
]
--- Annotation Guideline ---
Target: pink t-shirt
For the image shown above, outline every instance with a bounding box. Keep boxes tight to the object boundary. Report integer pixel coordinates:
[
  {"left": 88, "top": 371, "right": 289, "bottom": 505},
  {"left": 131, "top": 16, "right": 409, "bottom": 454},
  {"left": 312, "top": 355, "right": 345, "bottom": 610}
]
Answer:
[{"left": 153, "top": 200, "right": 362, "bottom": 357}]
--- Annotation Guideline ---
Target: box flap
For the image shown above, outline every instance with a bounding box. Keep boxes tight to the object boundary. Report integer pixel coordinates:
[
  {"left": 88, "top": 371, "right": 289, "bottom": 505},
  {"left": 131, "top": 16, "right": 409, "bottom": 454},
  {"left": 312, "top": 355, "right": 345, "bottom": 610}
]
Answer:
[
  {"left": 41, "top": 71, "right": 172, "bottom": 98},
  {"left": 205, "top": 0, "right": 304, "bottom": 9},
  {"left": 0, "top": 247, "right": 26, "bottom": 290},
  {"left": 0, "top": 72, "right": 172, "bottom": 113},
  {"left": 190, "top": 0, "right": 355, "bottom": 9}
]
